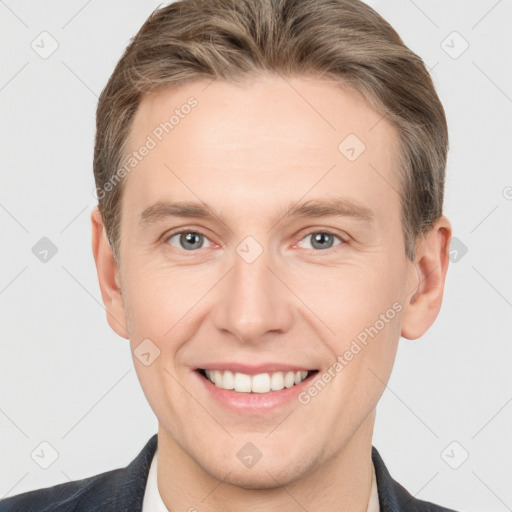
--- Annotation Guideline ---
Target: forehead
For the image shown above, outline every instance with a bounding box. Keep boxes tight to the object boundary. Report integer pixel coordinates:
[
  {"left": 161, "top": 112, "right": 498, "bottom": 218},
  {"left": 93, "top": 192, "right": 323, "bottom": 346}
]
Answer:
[{"left": 122, "top": 74, "right": 401, "bottom": 229}]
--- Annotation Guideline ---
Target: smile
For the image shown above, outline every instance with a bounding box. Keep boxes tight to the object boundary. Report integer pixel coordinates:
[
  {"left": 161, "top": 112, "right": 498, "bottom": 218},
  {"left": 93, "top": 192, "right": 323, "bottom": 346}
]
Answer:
[{"left": 198, "top": 369, "right": 316, "bottom": 394}]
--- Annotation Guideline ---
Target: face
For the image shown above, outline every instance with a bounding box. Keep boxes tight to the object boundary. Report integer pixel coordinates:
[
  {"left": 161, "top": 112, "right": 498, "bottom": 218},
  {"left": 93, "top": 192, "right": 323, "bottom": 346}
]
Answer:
[{"left": 98, "top": 74, "right": 424, "bottom": 488}]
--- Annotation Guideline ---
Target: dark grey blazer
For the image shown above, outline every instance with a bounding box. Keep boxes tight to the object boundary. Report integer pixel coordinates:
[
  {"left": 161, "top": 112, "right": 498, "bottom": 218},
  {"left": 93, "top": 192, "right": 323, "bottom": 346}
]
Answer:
[{"left": 0, "top": 434, "right": 458, "bottom": 511}]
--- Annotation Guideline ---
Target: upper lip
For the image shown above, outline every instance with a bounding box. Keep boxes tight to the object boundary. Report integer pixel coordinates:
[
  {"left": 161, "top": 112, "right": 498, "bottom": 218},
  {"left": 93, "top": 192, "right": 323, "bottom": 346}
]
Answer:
[{"left": 196, "top": 363, "right": 316, "bottom": 375}]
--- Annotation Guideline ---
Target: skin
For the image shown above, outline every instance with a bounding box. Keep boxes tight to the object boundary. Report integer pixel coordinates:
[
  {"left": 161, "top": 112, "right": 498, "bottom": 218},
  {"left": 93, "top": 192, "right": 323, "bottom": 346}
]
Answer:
[{"left": 91, "top": 73, "right": 451, "bottom": 511}]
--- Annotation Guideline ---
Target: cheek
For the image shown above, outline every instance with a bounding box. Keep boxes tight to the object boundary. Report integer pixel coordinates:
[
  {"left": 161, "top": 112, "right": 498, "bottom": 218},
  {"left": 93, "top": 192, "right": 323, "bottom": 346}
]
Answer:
[
  {"left": 121, "top": 263, "right": 199, "bottom": 417},
  {"left": 121, "top": 259, "right": 219, "bottom": 356},
  {"left": 302, "top": 258, "right": 404, "bottom": 401},
  {"left": 332, "top": 263, "right": 404, "bottom": 401},
  {"left": 123, "top": 259, "right": 190, "bottom": 321},
  {"left": 290, "top": 259, "right": 404, "bottom": 337}
]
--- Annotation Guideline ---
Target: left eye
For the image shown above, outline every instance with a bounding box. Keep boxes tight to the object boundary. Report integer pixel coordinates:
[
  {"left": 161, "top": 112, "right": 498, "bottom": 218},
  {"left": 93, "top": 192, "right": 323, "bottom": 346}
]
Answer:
[
  {"left": 298, "top": 232, "right": 343, "bottom": 251},
  {"left": 166, "top": 231, "right": 213, "bottom": 251}
]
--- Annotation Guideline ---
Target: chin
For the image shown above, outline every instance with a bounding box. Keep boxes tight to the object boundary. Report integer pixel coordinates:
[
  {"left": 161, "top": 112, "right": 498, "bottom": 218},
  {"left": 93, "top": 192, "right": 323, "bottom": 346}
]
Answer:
[
  {"left": 204, "top": 455, "right": 313, "bottom": 491},
  {"left": 220, "top": 468, "right": 295, "bottom": 490}
]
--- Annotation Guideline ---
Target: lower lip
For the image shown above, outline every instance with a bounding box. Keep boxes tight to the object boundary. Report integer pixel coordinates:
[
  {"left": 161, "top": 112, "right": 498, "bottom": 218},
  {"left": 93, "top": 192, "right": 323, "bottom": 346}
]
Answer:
[{"left": 195, "top": 370, "right": 317, "bottom": 413}]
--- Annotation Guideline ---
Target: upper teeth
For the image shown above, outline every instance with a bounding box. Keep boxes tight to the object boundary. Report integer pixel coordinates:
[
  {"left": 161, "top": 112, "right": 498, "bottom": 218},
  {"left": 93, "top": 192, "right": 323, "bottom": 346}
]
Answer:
[{"left": 204, "top": 370, "right": 309, "bottom": 393}]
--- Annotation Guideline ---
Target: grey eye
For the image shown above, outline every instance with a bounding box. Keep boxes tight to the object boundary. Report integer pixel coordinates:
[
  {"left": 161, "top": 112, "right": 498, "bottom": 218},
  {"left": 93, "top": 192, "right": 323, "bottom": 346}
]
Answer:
[
  {"left": 300, "top": 232, "right": 342, "bottom": 251},
  {"left": 167, "top": 232, "right": 212, "bottom": 251}
]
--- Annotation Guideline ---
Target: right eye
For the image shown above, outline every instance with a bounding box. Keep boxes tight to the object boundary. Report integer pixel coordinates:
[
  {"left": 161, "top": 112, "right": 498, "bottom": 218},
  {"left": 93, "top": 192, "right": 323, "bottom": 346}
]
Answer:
[{"left": 165, "top": 230, "right": 214, "bottom": 251}]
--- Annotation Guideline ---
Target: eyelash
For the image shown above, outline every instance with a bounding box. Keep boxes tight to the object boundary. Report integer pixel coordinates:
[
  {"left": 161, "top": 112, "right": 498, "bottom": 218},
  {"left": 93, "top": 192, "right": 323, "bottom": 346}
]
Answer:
[{"left": 162, "top": 227, "right": 347, "bottom": 254}]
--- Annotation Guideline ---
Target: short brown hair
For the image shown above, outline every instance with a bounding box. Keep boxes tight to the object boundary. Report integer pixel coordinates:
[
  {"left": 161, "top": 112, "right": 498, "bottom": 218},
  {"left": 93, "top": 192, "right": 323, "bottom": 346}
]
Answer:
[{"left": 93, "top": 0, "right": 448, "bottom": 262}]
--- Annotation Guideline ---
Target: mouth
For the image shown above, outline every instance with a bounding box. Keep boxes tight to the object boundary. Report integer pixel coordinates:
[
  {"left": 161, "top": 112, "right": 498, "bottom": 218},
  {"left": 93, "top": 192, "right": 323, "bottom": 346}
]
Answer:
[{"left": 196, "top": 368, "right": 319, "bottom": 394}]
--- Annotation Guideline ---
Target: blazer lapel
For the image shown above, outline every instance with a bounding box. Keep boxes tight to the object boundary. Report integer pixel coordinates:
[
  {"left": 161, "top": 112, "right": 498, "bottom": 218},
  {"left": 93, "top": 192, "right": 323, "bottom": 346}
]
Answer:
[{"left": 110, "top": 433, "right": 158, "bottom": 511}]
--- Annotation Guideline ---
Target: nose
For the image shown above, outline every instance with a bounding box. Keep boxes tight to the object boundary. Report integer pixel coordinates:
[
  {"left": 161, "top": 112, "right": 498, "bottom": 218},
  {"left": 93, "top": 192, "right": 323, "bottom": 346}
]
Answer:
[{"left": 211, "top": 241, "right": 294, "bottom": 345}]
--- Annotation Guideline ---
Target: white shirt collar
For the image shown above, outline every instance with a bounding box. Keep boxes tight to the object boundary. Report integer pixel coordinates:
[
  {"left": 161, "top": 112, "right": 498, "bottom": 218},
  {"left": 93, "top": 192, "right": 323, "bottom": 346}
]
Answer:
[
  {"left": 368, "top": 459, "right": 380, "bottom": 511},
  {"left": 142, "top": 447, "right": 379, "bottom": 511},
  {"left": 142, "top": 447, "right": 170, "bottom": 512}
]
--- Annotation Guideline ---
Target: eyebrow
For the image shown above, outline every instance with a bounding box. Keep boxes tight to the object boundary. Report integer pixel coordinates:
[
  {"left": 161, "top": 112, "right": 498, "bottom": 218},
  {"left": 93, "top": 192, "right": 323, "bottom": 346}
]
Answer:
[{"left": 139, "top": 197, "right": 374, "bottom": 226}]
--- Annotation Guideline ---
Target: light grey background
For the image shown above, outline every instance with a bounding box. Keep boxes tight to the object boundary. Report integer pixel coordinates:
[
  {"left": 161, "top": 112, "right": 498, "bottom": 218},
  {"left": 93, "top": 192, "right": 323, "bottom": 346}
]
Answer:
[{"left": 1, "top": 1, "right": 511, "bottom": 510}]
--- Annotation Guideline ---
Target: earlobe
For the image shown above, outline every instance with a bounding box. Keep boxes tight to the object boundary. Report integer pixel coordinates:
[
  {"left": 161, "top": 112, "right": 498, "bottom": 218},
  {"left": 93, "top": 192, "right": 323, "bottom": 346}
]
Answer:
[
  {"left": 401, "top": 216, "right": 452, "bottom": 340},
  {"left": 90, "top": 207, "right": 129, "bottom": 339}
]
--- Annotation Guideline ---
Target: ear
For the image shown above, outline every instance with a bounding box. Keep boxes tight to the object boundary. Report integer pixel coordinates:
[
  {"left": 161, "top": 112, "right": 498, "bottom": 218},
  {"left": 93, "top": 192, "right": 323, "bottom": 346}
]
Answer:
[
  {"left": 91, "top": 206, "right": 129, "bottom": 339},
  {"left": 401, "top": 215, "right": 452, "bottom": 340}
]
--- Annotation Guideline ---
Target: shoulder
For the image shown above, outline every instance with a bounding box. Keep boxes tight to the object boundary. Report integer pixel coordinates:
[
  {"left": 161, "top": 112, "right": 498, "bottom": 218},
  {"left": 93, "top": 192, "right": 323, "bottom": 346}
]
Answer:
[
  {"left": 371, "top": 446, "right": 459, "bottom": 512},
  {"left": 0, "top": 434, "right": 158, "bottom": 512},
  {"left": 0, "top": 467, "right": 123, "bottom": 512}
]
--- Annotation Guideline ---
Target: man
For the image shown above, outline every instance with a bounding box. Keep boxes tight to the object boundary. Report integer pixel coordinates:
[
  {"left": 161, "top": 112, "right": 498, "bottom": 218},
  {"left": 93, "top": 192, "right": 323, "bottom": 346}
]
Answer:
[{"left": 0, "top": 0, "right": 456, "bottom": 510}]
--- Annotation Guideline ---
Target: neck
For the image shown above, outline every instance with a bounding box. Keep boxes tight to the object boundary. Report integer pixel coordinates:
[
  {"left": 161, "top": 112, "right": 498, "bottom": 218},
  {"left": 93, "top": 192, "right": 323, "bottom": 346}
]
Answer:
[{"left": 157, "top": 410, "right": 376, "bottom": 512}]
